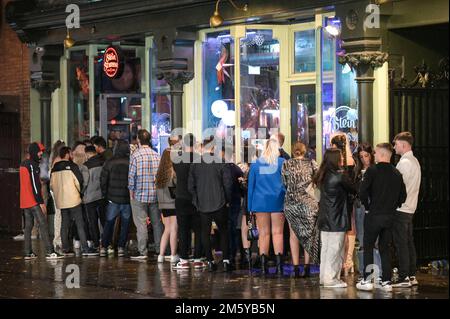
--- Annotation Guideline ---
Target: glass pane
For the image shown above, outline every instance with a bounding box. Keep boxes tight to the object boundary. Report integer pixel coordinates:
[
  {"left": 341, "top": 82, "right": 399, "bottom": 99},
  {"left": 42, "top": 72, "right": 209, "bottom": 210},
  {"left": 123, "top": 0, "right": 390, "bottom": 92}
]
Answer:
[
  {"left": 150, "top": 46, "right": 171, "bottom": 154},
  {"left": 67, "top": 50, "right": 89, "bottom": 147},
  {"left": 105, "top": 96, "right": 142, "bottom": 144},
  {"left": 94, "top": 47, "right": 142, "bottom": 136},
  {"left": 321, "top": 19, "right": 358, "bottom": 154},
  {"left": 240, "top": 29, "right": 280, "bottom": 144},
  {"left": 291, "top": 85, "right": 316, "bottom": 160},
  {"left": 294, "top": 29, "right": 315, "bottom": 73},
  {"left": 202, "top": 30, "right": 235, "bottom": 140}
]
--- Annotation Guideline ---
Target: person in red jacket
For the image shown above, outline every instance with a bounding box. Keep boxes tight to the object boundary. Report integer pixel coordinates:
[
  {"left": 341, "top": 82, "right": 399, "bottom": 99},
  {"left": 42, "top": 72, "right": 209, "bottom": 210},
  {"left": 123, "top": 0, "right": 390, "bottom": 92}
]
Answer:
[{"left": 20, "top": 142, "right": 64, "bottom": 260}]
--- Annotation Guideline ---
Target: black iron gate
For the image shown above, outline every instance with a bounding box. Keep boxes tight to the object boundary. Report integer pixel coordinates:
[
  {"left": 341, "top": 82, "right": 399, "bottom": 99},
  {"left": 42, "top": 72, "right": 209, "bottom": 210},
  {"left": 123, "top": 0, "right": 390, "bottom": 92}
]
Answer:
[{"left": 389, "top": 63, "right": 449, "bottom": 264}]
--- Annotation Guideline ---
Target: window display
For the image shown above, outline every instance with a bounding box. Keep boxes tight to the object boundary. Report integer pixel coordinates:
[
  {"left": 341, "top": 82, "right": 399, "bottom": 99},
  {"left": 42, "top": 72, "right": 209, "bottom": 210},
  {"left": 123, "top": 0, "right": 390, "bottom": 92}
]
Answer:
[{"left": 294, "top": 29, "right": 315, "bottom": 73}]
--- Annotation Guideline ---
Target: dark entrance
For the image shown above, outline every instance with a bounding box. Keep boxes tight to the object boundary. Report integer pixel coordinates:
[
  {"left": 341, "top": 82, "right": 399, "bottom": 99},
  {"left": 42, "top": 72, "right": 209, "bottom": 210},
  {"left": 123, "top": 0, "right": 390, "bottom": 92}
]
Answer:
[
  {"left": 389, "top": 79, "right": 449, "bottom": 264},
  {"left": 0, "top": 98, "right": 22, "bottom": 234}
]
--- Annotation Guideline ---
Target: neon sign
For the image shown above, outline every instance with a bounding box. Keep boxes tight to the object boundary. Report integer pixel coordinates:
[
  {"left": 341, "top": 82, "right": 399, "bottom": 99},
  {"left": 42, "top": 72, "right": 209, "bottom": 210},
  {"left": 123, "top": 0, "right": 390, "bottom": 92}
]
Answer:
[
  {"left": 331, "top": 105, "right": 357, "bottom": 131},
  {"left": 103, "top": 46, "right": 123, "bottom": 78}
]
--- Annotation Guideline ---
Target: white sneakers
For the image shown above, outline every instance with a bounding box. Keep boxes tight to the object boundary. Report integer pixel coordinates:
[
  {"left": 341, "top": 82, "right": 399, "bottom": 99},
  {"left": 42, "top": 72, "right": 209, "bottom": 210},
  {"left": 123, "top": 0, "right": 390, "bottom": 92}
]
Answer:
[
  {"left": 356, "top": 280, "right": 374, "bottom": 291},
  {"left": 410, "top": 276, "right": 419, "bottom": 286},
  {"left": 357, "top": 278, "right": 393, "bottom": 292},
  {"left": 324, "top": 280, "right": 348, "bottom": 288},
  {"left": 158, "top": 255, "right": 180, "bottom": 264},
  {"left": 157, "top": 255, "right": 165, "bottom": 263}
]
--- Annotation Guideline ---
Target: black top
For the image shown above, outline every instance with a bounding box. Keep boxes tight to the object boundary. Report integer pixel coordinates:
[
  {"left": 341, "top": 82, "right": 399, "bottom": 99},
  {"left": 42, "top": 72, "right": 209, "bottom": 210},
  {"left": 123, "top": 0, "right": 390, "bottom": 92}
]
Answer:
[
  {"left": 359, "top": 162, "right": 407, "bottom": 216},
  {"left": 226, "top": 163, "right": 244, "bottom": 201},
  {"left": 188, "top": 154, "right": 233, "bottom": 213},
  {"left": 279, "top": 148, "right": 291, "bottom": 160},
  {"left": 100, "top": 154, "right": 130, "bottom": 205},
  {"left": 317, "top": 170, "right": 356, "bottom": 232},
  {"left": 173, "top": 151, "right": 201, "bottom": 201}
]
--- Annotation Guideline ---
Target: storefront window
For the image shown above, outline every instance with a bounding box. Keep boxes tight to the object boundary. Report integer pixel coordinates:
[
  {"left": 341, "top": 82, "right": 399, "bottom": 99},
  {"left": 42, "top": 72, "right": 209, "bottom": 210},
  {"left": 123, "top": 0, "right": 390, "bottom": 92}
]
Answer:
[
  {"left": 321, "top": 21, "right": 358, "bottom": 154},
  {"left": 294, "top": 29, "right": 315, "bottom": 73},
  {"left": 94, "top": 47, "right": 142, "bottom": 146},
  {"left": 202, "top": 30, "right": 235, "bottom": 140},
  {"left": 240, "top": 29, "right": 280, "bottom": 143},
  {"left": 67, "top": 50, "right": 90, "bottom": 147},
  {"left": 150, "top": 47, "right": 171, "bottom": 154}
]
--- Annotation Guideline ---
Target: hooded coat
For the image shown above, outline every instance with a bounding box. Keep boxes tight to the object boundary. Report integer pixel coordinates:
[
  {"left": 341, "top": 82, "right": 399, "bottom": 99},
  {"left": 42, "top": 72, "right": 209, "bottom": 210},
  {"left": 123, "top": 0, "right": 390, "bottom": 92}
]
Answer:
[
  {"left": 19, "top": 143, "right": 44, "bottom": 209},
  {"left": 100, "top": 142, "right": 130, "bottom": 204}
]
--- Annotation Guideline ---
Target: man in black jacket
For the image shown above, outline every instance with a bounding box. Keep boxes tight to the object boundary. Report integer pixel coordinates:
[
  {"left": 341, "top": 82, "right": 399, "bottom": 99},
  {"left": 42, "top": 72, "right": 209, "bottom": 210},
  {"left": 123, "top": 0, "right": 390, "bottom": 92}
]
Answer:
[
  {"left": 357, "top": 143, "right": 407, "bottom": 292},
  {"left": 188, "top": 139, "right": 233, "bottom": 272},
  {"left": 100, "top": 140, "right": 131, "bottom": 257},
  {"left": 172, "top": 134, "right": 203, "bottom": 270}
]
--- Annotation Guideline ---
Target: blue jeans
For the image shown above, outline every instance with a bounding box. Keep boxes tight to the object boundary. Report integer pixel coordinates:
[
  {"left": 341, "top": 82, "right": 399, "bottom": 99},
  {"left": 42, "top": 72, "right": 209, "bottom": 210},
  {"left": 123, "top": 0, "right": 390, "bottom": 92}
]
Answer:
[
  {"left": 355, "top": 204, "right": 382, "bottom": 276},
  {"left": 101, "top": 201, "right": 131, "bottom": 249}
]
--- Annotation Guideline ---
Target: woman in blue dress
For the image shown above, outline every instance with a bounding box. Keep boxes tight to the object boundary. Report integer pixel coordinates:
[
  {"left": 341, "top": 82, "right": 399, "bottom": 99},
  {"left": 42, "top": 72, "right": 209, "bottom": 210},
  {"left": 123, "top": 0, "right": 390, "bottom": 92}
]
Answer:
[{"left": 247, "top": 138, "right": 286, "bottom": 275}]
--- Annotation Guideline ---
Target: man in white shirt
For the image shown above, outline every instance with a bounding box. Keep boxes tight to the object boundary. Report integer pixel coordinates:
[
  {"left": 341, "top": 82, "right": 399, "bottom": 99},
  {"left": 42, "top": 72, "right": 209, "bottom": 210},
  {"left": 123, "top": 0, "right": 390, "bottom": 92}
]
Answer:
[{"left": 392, "top": 132, "right": 421, "bottom": 288}]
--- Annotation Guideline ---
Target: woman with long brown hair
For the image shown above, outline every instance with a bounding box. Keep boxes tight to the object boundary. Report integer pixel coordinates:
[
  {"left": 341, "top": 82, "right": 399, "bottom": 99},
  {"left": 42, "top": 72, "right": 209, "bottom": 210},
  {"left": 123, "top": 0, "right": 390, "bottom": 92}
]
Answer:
[
  {"left": 330, "top": 133, "right": 357, "bottom": 276},
  {"left": 314, "top": 148, "right": 356, "bottom": 288},
  {"left": 156, "top": 148, "right": 179, "bottom": 264}
]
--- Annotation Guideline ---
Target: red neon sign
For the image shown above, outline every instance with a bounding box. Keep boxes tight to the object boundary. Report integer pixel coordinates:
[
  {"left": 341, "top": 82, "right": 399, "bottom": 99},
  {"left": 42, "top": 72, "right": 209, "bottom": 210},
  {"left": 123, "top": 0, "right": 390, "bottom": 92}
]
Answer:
[{"left": 103, "top": 46, "right": 120, "bottom": 78}]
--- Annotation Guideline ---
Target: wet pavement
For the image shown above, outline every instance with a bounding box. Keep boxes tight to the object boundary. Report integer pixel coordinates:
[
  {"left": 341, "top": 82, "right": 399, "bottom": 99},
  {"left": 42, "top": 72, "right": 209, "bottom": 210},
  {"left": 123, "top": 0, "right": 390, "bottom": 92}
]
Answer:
[{"left": 0, "top": 239, "right": 448, "bottom": 299}]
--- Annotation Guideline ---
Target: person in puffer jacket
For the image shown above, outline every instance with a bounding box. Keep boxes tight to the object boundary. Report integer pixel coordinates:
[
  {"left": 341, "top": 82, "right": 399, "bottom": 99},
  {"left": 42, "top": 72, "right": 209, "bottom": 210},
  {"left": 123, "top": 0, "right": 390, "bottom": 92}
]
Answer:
[
  {"left": 99, "top": 140, "right": 131, "bottom": 257},
  {"left": 80, "top": 145, "right": 105, "bottom": 250}
]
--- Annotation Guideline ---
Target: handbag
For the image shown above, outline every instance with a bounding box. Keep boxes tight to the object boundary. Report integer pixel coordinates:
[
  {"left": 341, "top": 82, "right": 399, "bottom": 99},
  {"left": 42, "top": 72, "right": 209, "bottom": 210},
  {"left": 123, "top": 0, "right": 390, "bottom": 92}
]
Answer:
[{"left": 247, "top": 212, "right": 259, "bottom": 241}]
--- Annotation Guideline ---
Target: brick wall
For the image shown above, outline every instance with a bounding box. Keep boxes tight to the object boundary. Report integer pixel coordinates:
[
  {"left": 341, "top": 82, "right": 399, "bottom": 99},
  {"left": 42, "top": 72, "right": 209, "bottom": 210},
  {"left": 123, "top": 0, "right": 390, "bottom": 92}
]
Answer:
[{"left": 0, "top": 0, "right": 31, "bottom": 159}]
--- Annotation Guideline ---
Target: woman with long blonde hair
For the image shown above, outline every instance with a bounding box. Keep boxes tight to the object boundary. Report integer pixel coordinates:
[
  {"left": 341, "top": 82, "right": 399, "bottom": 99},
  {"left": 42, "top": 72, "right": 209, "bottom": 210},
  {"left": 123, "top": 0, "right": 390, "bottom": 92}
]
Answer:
[
  {"left": 247, "top": 137, "right": 286, "bottom": 275},
  {"left": 156, "top": 148, "right": 179, "bottom": 264}
]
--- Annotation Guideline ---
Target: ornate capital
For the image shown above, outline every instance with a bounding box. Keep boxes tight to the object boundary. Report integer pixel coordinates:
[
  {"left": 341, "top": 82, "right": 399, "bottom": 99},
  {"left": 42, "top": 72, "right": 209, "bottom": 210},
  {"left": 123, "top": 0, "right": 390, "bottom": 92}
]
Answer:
[
  {"left": 339, "top": 51, "right": 389, "bottom": 70},
  {"left": 31, "top": 79, "right": 60, "bottom": 97},
  {"left": 162, "top": 71, "right": 194, "bottom": 89}
]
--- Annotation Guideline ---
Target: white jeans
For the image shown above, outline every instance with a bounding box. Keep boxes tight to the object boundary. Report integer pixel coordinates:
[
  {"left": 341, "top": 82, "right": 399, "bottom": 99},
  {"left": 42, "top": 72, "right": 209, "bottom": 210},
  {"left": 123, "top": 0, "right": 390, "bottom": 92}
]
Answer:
[
  {"left": 320, "top": 231, "right": 346, "bottom": 286},
  {"left": 51, "top": 191, "right": 62, "bottom": 248}
]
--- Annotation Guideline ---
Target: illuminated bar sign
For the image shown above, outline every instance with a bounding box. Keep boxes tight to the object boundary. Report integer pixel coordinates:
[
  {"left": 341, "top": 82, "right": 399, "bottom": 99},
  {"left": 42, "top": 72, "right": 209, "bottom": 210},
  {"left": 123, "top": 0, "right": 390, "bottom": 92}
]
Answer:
[{"left": 103, "top": 46, "right": 123, "bottom": 79}]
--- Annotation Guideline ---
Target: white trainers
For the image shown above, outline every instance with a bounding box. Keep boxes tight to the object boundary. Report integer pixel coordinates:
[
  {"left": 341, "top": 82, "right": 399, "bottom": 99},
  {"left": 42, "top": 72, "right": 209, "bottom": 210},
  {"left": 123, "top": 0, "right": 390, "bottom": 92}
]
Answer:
[
  {"left": 173, "top": 260, "right": 190, "bottom": 270},
  {"left": 380, "top": 281, "right": 393, "bottom": 292},
  {"left": 392, "top": 277, "right": 412, "bottom": 288},
  {"left": 13, "top": 234, "right": 25, "bottom": 241},
  {"left": 73, "top": 240, "right": 81, "bottom": 249},
  {"left": 356, "top": 280, "right": 374, "bottom": 291},
  {"left": 410, "top": 276, "right": 419, "bottom": 286},
  {"left": 170, "top": 255, "right": 180, "bottom": 264},
  {"left": 324, "top": 281, "right": 348, "bottom": 288},
  {"left": 157, "top": 255, "right": 164, "bottom": 263}
]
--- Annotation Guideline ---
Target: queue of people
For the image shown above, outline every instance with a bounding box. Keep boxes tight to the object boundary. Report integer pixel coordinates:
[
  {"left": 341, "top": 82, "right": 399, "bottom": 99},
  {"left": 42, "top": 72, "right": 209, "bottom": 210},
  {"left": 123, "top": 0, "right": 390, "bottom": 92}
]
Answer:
[{"left": 18, "top": 129, "right": 421, "bottom": 291}]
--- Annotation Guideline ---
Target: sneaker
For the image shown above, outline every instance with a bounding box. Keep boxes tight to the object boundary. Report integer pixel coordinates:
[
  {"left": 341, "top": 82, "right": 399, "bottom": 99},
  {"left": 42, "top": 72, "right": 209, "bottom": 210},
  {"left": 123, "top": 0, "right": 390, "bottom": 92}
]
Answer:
[
  {"left": 130, "top": 253, "right": 148, "bottom": 260},
  {"left": 164, "top": 255, "right": 172, "bottom": 261},
  {"left": 157, "top": 255, "right": 164, "bottom": 263},
  {"left": 82, "top": 248, "right": 99, "bottom": 257},
  {"left": 24, "top": 252, "right": 38, "bottom": 260},
  {"left": 392, "top": 277, "right": 412, "bottom": 288},
  {"left": 46, "top": 252, "right": 65, "bottom": 260},
  {"left": 380, "top": 281, "right": 393, "bottom": 292},
  {"left": 87, "top": 240, "right": 93, "bottom": 248},
  {"left": 324, "top": 281, "right": 348, "bottom": 288},
  {"left": 173, "top": 260, "right": 190, "bottom": 270},
  {"left": 13, "top": 234, "right": 25, "bottom": 241},
  {"left": 208, "top": 261, "right": 217, "bottom": 272},
  {"left": 73, "top": 240, "right": 81, "bottom": 249},
  {"left": 99, "top": 247, "right": 107, "bottom": 257},
  {"left": 117, "top": 247, "right": 125, "bottom": 257},
  {"left": 223, "top": 260, "right": 233, "bottom": 272},
  {"left": 170, "top": 255, "right": 180, "bottom": 264},
  {"left": 357, "top": 279, "right": 373, "bottom": 291},
  {"left": 410, "top": 276, "right": 419, "bottom": 286},
  {"left": 107, "top": 246, "right": 115, "bottom": 256},
  {"left": 193, "top": 259, "right": 206, "bottom": 269}
]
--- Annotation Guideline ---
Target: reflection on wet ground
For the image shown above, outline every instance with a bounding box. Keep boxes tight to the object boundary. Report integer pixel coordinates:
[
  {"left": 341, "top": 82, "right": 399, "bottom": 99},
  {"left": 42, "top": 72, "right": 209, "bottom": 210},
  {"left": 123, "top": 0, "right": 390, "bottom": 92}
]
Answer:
[{"left": 0, "top": 239, "right": 448, "bottom": 299}]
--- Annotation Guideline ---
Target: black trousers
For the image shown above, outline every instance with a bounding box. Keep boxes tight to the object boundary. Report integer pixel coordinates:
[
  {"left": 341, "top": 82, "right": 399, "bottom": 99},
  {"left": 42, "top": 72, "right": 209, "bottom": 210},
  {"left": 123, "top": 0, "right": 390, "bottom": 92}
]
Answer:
[
  {"left": 23, "top": 205, "right": 53, "bottom": 254},
  {"left": 176, "top": 198, "right": 202, "bottom": 260},
  {"left": 61, "top": 205, "right": 89, "bottom": 252},
  {"left": 392, "top": 211, "right": 417, "bottom": 279},
  {"left": 84, "top": 199, "right": 105, "bottom": 248},
  {"left": 200, "top": 206, "right": 229, "bottom": 262},
  {"left": 363, "top": 214, "right": 393, "bottom": 282}
]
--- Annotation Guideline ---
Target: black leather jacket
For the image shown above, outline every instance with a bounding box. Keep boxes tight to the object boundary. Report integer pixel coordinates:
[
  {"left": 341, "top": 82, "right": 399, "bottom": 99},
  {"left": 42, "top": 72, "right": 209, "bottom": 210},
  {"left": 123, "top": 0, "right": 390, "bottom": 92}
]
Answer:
[{"left": 317, "top": 169, "right": 356, "bottom": 232}]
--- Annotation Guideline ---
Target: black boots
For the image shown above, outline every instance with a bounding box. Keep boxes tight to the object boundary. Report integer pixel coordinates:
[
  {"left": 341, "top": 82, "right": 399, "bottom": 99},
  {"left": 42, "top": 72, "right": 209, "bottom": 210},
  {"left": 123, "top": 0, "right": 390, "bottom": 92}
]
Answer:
[
  {"left": 300, "top": 264, "right": 311, "bottom": 278},
  {"left": 243, "top": 248, "right": 252, "bottom": 269},
  {"left": 260, "top": 254, "right": 268, "bottom": 275},
  {"left": 292, "top": 265, "right": 301, "bottom": 278},
  {"left": 275, "top": 253, "right": 284, "bottom": 276}
]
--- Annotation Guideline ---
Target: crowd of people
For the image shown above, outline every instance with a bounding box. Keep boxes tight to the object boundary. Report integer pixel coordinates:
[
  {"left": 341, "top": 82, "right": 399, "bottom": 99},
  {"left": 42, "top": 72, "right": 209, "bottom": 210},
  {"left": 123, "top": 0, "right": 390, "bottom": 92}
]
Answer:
[{"left": 18, "top": 128, "right": 421, "bottom": 291}]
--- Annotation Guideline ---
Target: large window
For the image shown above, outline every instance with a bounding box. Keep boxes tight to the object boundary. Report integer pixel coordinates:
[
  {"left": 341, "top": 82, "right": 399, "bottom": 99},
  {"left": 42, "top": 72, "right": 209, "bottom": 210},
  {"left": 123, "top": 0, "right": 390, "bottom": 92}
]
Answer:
[
  {"left": 202, "top": 30, "right": 235, "bottom": 140},
  {"left": 321, "top": 19, "right": 358, "bottom": 153},
  {"left": 294, "top": 29, "right": 315, "bottom": 73},
  {"left": 67, "top": 50, "right": 89, "bottom": 147},
  {"left": 240, "top": 29, "right": 280, "bottom": 139}
]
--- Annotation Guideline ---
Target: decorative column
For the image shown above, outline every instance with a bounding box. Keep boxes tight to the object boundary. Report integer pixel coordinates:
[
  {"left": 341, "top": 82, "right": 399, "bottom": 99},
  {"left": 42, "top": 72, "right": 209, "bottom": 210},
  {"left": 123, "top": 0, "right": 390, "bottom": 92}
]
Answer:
[
  {"left": 339, "top": 52, "right": 388, "bottom": 146},
  {"left": 163, "top": 71, "right": 194, "bottom": 130},
  {"left": 31, "top": 80, "right": 60, "bottom": 150}
]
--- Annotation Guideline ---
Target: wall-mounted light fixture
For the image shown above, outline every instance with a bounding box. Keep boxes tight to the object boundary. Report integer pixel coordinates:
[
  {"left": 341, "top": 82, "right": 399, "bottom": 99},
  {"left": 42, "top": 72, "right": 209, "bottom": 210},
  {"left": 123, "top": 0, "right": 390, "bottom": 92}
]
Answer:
[
  {"left": 64, "top": 28, "right": 75, "bottom": 48},
  {"left": 210, "top": 0, "right": 248, "bottom": 28}
]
